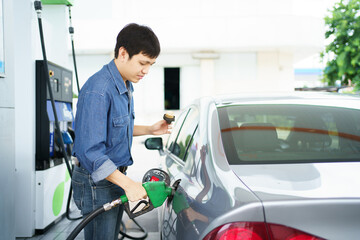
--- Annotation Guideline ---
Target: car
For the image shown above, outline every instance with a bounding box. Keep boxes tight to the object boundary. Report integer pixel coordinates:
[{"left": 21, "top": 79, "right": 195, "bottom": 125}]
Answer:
[{"left": 145, "top": 92, "right": 360, "bottom": 240}]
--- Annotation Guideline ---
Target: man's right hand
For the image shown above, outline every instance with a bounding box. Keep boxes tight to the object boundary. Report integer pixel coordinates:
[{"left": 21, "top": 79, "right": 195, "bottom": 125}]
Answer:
[
  {"left": 105, "top": 169, "right": 147, "bottom": 202},
  {"left": 123, "top": 181, "right": 147, "bottom": 202}
]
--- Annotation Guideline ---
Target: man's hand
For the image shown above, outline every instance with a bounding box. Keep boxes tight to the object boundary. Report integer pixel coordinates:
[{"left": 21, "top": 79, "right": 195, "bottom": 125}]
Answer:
[
  {"left": 123, "top": 181, "right": 147, "bottom": 202},
  {"left": 106, "top": 169, "right": 147, "bottom": 202},
  {"left": 149, "top": 119, "right": 171, "bottom": 135},
  {"left": 133, "top": 120, "right": 172, "bottom": 136}
]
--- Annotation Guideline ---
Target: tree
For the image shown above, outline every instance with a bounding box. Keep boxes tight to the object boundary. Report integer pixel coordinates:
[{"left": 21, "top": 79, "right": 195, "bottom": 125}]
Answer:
[{"left": 321, "top": 0, "right": 360, "bottom": 90}]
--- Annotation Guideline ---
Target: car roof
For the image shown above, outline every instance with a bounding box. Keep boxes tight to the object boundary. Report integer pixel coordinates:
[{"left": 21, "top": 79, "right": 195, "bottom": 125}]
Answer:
[{"left": 212, "top": 92, "right": 360, "bottom": 110}]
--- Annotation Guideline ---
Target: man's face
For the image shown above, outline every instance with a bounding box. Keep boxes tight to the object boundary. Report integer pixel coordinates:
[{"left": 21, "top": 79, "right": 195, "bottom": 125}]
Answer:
[{"left": 118, "top": 50, "right": 157, "bottom": 83}]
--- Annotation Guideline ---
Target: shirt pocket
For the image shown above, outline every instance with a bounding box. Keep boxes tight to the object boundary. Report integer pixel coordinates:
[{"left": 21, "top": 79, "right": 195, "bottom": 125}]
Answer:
[
  {"left": 113, "top": 115, "right": 129, "bottom": 127},
  {"left": 111, "top": 115, "right": 129, "bottom": 145}
]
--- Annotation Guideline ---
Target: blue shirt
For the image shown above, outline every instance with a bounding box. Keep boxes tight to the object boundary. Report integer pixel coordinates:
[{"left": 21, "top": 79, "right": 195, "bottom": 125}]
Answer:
[{"left": 72, "top": 60, "right": 134, "bottom": 182}]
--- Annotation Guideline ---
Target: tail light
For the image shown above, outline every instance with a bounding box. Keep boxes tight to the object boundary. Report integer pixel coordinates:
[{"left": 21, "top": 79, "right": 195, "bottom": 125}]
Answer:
[{"left": 203, "top": 222, "right": 324, "bottom": 240}]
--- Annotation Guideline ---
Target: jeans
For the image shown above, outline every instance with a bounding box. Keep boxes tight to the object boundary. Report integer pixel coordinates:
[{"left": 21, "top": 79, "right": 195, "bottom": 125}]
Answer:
[{"left": 72, "top": 165, "right": 125, "bottom": 240}]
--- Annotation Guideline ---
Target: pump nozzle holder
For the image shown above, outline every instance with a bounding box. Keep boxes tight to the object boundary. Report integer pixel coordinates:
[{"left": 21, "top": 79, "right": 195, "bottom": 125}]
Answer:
[
  {"left": 163, "top": 112, "right": 175, "bottom": 124},
  {"left": 34, "top": 0, "right": 42, "bottom": 11}
]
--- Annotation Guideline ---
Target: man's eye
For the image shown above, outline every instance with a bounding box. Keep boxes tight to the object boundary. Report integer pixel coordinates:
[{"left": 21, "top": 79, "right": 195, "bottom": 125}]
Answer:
[{"left": 140, "top": 62, "right": 146, "bottom": 66}]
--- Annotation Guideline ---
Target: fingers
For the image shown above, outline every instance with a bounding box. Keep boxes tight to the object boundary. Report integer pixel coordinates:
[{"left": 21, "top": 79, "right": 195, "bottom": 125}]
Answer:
[
  {"left": 151, "top": 119, "right": 173, "bottom": 135},
  {"left": 165, "top": 124, "right": 172, "bottom": 134},
  {"left": 125, "top": 182, "right": 147, "bottom": 202}
]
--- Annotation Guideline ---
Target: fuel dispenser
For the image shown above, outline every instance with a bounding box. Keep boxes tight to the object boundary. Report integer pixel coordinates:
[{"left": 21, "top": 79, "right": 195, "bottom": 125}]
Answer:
[{"left": 35, "top": 60, "right": 74, "bottom": 230}]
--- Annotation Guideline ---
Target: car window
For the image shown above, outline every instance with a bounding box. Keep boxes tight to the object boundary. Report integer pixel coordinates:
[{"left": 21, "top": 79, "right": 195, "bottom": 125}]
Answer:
[
  {"left": 218, "top": 104, "right": 360, "bottom": 164},
  {"left": 183, "top": 125, "right": 198, "bottom": 162},
  {"left": 183, "top": 126, "right": 199, "bottom": 175},
  {"left": 168, "top": 107, "right": 199, "bottom": 161},
  {"left": 166, "top": 109, "right": 190, "bottom": 149},
  {"left": 184, "top": 126, "right": 199, "bottom": 162}
]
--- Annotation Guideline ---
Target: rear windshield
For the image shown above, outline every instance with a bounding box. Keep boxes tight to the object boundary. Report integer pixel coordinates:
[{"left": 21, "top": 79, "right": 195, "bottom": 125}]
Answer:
[{"left": 217, "top": 104, "right": 360, "bottom": 164}]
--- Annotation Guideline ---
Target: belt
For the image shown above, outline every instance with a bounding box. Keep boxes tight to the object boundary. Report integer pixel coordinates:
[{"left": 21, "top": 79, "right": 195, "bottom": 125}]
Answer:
[
  {"left": 117, "top": 166, "right": 128, "bottom": 173},
  {"left": 75, "top": 159, "right": 127, "bottom": 173}
]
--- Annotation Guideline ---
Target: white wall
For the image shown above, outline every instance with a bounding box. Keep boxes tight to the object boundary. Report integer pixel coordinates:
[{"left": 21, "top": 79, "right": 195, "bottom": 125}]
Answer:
[
  {"left": 257, "top": 52, "right": 294, "bottom": 92},
  {"left": 156, "top": 53, "right": 201, "bottom": 109},
  {"left": 214, "top": 53, "right": 257, "bottom": 94},
  {"left": 0, "top": 0, "right": 15, "bottom": 239}
]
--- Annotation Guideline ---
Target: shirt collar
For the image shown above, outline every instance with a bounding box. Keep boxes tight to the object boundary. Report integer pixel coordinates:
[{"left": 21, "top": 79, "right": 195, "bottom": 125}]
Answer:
[{"left": 107, "top": 59, "right": 134, "bottom": 94}]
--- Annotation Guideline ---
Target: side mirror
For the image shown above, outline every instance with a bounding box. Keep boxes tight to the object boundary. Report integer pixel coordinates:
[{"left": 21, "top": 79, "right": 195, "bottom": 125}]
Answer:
[{"left": 145, "top": 137, "right": 163, "bottom": 151}]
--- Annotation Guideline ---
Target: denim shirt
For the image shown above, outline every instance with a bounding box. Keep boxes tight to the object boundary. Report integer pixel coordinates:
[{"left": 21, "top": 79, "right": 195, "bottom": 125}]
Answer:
[{"left": 72, "top": 60, "right": 134, "bottom": 182}]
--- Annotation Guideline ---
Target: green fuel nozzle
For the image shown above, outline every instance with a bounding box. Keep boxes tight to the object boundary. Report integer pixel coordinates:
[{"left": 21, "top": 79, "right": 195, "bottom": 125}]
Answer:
[
  {"left": 123, "top": 180, "right": 179, "bottom": 219},
  {"left": 143, "top": 181, "right": 173, "bottom": 208}
]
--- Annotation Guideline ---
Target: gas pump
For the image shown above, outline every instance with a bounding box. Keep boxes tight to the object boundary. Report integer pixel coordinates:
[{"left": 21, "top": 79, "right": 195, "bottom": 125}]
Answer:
[{"left": 35, "top": 60, "right": 74, "bottom": 230}]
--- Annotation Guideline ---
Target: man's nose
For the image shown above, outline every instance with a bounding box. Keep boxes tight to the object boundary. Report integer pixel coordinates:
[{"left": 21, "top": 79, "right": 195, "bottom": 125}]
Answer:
[{"left": 142, "top": 65, "right": 150, "bottom": 74}]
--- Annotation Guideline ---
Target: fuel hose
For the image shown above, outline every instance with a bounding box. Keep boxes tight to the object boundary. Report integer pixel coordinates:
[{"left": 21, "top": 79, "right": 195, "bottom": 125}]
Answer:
[
  {"left": 66, "top": 206, "right": 105, "bottom": 240},
  {"left": 66, "top": 194, "right": 148, "bottom": 240},
  {"left": 68, "top": 6, "right": 80, "bottom": 95},
  {"left": 66, "top": 4, "right": 82, "bottom": 221}
]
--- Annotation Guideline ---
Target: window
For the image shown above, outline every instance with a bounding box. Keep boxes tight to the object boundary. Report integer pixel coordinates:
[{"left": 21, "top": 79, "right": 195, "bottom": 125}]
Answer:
[
  {"left": 166, "top": 108, "right": 190, "bottom": 149},
  {"left": 167, "top": 107, "right": 199, "bottom": 161},
  {"left": 164, "top": 67, "right": 180, "bottom": 110},
  {"left": 183, "top": 127, "right": 199, "bottom": 175},
  {"left": 218, "top": 104, "right": 360, "bottom": 164}
]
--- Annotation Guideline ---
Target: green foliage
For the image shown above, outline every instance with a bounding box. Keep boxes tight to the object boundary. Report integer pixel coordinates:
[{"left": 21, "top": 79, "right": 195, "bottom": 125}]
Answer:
[{"left": 321, "top": 0, "right": 360, "bottom": 90}]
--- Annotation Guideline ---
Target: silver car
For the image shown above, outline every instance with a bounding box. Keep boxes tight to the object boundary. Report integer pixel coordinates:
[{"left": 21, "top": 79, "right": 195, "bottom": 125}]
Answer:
[{"left": 145, "top": 92, "right": 360, "bottom": 240}]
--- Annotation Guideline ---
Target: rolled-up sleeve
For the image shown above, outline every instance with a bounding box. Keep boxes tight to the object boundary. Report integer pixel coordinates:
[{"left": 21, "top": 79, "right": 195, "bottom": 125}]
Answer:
[{"left": 74, "top": 91, "right": 116, "bottom": 182}]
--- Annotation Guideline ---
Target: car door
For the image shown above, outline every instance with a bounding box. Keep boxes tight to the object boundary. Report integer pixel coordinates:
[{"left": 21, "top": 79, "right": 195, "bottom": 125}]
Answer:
[{"left": 160, "top": 106, "right": 200, "bottom": 240}]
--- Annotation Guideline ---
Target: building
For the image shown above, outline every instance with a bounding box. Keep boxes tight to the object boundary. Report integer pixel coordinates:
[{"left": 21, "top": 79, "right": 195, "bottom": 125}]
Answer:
[{"left": 71, "top": 0, "right": 326, "bottom": 120}]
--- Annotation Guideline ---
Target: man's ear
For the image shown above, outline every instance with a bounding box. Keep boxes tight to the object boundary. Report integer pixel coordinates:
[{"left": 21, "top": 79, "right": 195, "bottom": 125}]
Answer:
[{"left": 117, "top": 47, "right": 129, "bottom": 62}]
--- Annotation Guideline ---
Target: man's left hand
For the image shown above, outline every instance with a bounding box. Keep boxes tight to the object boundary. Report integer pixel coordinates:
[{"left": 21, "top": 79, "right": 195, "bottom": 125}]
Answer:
[{"left": 150, "top": 120, "right": 172, "bottom": 135}]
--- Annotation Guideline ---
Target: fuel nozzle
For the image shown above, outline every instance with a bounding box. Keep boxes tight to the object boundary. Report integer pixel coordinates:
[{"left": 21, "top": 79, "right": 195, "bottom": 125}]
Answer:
[
  {"left": 124, "top": 181, "right": 177, "bottom": 219},
  {"left": 163, "top": 112, "right": 175, "bottom": 124},
  {"left": 123, "top": 168, "right": 180, "bottom": 219}
]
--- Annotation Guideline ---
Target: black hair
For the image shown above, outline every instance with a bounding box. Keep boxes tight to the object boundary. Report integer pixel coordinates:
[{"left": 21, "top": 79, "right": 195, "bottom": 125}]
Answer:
[{"left": 114, "top": 23, "right": 160, "bottom": 59}]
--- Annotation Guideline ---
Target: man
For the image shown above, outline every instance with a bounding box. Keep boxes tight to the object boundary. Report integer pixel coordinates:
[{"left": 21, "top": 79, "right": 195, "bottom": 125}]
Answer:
[{"left": 72, "top": 23, "right": 169, "bottom": 240}]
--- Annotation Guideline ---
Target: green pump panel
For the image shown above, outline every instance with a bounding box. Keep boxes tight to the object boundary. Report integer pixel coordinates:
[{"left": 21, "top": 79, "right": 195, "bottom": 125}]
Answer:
[{"left": 41, "top": 0, "right": 74, "bottom": 6}]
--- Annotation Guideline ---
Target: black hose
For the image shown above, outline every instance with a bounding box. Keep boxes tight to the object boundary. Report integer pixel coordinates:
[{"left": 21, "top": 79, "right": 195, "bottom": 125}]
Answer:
[
  {"left": 66, "top": 184, "right": 82, "bottom": 221},
  {"left": 118, "top": 218, "right": 148, "bottom": 240},
  {"left": 66, "top": 206, "right": 105, "bottom": 240},
  {"left": 68, "top": 6, "right": 80, "bottom": 94},
  {"left": 71, "top": 39, "right": 80, "bottom": 94}
]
